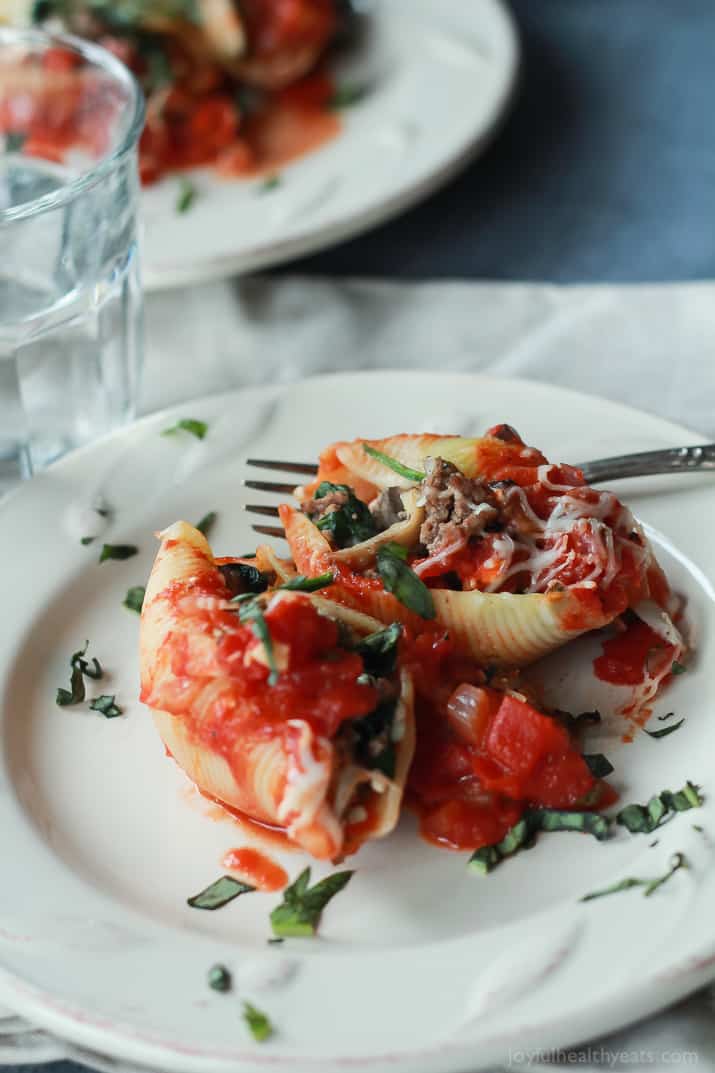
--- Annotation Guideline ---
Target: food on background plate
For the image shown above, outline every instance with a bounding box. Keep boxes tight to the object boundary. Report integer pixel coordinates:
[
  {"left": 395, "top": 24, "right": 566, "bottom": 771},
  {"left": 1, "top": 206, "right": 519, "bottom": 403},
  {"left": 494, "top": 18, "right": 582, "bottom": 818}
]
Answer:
[
  {"left": 16, "top": 0, "right": 348, "bottom": 184},
  {"left": 139, "top": 521, "right": 415, "bottom": 860}
]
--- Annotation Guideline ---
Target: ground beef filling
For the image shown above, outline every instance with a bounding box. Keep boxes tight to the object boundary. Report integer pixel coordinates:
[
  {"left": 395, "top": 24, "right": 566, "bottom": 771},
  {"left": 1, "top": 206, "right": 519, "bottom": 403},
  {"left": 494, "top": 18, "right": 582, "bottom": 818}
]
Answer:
[
  {"left": 304, "top": 489, "right": 349, "bottom": 522},
  {"left": 419, "top": 456, "right": 500, "bottom": 556}
]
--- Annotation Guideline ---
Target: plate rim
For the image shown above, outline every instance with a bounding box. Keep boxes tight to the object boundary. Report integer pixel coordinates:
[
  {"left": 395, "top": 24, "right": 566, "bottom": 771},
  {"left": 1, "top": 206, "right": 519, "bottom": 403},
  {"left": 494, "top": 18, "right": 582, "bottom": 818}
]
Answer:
[
  {"left": 0, "top": 370, "right": 713, "bottom": 1073},
  {"left": 141, "top": 0, "right": 521, "bottom": 291}
]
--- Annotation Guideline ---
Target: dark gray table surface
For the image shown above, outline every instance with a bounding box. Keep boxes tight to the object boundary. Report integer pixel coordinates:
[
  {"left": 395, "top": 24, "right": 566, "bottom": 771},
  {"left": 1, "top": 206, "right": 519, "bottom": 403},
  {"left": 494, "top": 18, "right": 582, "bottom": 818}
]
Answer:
[
  {"left": 6, "top": 4, "right": 713, "bottom": 1073},
  {"left": 283, "top": 0, "right": 715, "bottom": 282}
]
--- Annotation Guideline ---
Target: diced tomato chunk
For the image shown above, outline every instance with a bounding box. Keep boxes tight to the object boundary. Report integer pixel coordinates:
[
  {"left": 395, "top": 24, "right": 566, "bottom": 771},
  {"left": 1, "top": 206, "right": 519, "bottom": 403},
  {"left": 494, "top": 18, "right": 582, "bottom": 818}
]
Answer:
[
  {"left": 523, "top": 751, "right": 596, "bottom": 808},
  {"left": 486, "top": 695, "right": 570, "bottom": 777}
]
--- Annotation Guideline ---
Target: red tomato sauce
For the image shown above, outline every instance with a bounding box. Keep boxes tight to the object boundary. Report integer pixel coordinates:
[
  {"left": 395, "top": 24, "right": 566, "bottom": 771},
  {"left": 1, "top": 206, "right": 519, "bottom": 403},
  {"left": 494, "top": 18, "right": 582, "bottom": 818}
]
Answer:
[
  {"left": 594, "top": 618, "right": 669, "bottom": 686},
  {"left": 222, "top": 847, "right": 288, "bottom": 892},
  {"left": 407, "top": 676, "right": 611, "bottom": 852}
]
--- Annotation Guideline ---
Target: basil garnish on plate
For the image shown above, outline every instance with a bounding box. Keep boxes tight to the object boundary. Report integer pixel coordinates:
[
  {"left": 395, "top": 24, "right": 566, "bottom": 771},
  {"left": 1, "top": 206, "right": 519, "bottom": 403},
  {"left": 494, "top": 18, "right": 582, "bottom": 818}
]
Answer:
[
  {"left": 469, "top": 808, "right": 612, "bottom": 875},
  {"left": 616, "top": 781, "right": 703, "bottom": 834},
  {"left": 376, "top": 543, "right": 435, "bottom": 619},
  {"left": 671, "top": 660, "right": 687, "bottom": 675},
  {"left": 583, "top": 753, "right": 614, "bottom": 778},
  {"left": 313, "top": 482, "right": 376, "bottom": 548},
  {"left": 270, "top": 867, "right": 353, "bottom": 937},
  {"left": 644, "top": 717, "right": 685, "bottom": 739},
  {"left": 207, "top": 964, "right": 232, "bottom": 993},
  {"left": 56, "top": 641, "right": 103, "bottom": 707},
  {"left": 123, "top": 586, "right": 145, "bottom": 613},
  {"left": 349, "top": 698, "right": 398, "bottom": 778},
  {"left": 187, "top": 876, "right": 255, "bottom": 910},
  {"left": 243, "top": 1000, "right": 273, "bottom": 1042},
  {"left": 363, "top": 444, "right": 425, "bottom": 482},
  {"left": 581, "top": 852, "right": 688, "bottom": 902},
  {"left": 176, "top": 177, "right": 197, "bottom": 214},
  {"left": 99, "top": 544, "right": 138, "bottom": 563},
  {"left": 89, "top": 694, "right": 122, "bottom": 718},
  {"left": 162, "top": 418, "right": 208, "bottom": 440}
]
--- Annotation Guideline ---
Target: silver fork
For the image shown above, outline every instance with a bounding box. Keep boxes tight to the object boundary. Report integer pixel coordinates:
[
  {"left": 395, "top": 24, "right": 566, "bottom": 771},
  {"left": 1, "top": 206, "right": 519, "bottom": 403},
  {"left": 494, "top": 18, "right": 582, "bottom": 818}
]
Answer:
[{"left": 243, "top": 443, "right": 715, "bottom": 539}]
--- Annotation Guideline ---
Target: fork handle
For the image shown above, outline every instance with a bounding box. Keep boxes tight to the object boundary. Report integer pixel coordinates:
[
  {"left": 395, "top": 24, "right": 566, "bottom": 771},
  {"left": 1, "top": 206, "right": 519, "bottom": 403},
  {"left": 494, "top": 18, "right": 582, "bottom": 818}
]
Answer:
[{"left": 578, "top": 443, "right": 715, "bottom": 484}]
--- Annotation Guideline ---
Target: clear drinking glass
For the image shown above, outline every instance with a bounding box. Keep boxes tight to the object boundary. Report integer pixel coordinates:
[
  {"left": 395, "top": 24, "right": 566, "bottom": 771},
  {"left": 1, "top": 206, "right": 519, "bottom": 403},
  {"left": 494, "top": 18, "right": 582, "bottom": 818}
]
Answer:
[{"left": 0, "top": 27, "right": 145, "bottom": 491}]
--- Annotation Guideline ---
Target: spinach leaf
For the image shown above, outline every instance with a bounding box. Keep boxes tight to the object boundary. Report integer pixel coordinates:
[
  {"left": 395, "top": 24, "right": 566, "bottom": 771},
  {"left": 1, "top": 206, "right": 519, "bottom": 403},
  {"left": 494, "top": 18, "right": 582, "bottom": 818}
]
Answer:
[
  {"left": 354, "top": 622, "right": 402, "bottom": 678},
  {"left": 313, "top": 482, "right": 376, "bottom": 548}
]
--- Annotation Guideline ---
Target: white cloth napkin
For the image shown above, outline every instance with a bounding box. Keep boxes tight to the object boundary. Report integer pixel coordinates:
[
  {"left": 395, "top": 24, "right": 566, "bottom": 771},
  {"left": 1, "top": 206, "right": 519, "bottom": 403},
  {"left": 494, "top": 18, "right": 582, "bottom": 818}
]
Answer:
[
  {"left": 145, "top": 278, "right": 715, "bottom": 438},
  {"left": 145, "top": 277, "right": 715, "bottom": 1072}
]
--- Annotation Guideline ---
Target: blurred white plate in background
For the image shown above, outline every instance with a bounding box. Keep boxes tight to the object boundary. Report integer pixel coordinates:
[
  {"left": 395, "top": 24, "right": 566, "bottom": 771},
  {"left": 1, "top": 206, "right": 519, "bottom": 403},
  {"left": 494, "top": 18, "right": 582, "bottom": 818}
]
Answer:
[{"left": 141, "top": 0, "right": 519, "bottom": 289}]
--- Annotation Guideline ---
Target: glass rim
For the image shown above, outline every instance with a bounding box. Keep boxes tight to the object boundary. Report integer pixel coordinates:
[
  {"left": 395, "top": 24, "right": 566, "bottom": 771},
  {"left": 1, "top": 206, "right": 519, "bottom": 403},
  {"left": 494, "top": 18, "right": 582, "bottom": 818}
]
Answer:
[{"left": 0, "top": 25, "right": 146, "bottom": 225}]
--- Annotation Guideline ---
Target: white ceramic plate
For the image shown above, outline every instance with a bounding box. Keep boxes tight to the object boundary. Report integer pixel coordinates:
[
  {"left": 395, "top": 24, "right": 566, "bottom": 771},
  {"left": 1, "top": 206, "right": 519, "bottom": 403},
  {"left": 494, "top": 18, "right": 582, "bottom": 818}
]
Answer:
[
  {"left": 140, "top": 0, "right": 519, "bottom": 289},
  {"left": 0, "top": 372, "right": 714, "bottom": 1073}
]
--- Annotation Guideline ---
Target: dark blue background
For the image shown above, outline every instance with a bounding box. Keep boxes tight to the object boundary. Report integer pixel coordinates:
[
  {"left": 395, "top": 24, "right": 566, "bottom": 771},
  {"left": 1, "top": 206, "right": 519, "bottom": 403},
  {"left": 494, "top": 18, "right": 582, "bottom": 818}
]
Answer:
[
  {"left": 285, "top": 0, "right": 715, "bottom": 281},
  {"left": 8, "top": 4, "right": 713, "bottom": 1073}
]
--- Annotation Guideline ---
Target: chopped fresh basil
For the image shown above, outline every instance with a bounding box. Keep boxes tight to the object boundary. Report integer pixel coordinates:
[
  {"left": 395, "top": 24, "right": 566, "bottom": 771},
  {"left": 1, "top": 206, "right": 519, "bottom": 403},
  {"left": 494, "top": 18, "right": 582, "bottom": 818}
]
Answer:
[
  {"left": 313, "top": 482, "right": 377, "bottom": 548},
  {"left": 80, "top": 536, "right": 94, "bottom": 546},
  {"left": 584, "top": 753, "right": 615, "bottom": 778},
  {"left": 239, "top": 600, "right": 279, "bottom": 685},
  {"left": 89, "top": 694, "right": 122, "bottom": 718},
  {"left": 56, "top": 663, "right": 85, "bottom": 707},
  {"left": 259, "top": 174, "right": 281, "bottom": 193},
  {"left": 469, "top": 808, "right": 611, "bottom": 875},
  {"left": 176, "top": 177, "right": 197, "bottom": 213},
  {"left": 207, "top": 964, "right": 232, "bottom": 993},
  {"left": 242, "top": 1001, "right": 273, "bottom": 1042},
  {"left": 376, "top": 543, "right": 435, "bottom": 619},
  {"left": 270, "top": 867, "right": 353, "bottom": 938},
  {"left": 349, "top": 698, "right": 397, "bottom": 777},
  {"left": 219, "top": 562, "right": 269, "bottom": 597},
  {"left": 187, "top": 875, "right": 255, "bottom": 910},
  {"left": 363, "top": 444, "right": 425, "bottom": 482},
  {"left": 279, "top": 572, "right": 334, "bottom": 593},
  {"left": 644, "top": 717, "right": 685, "bottom": 739},
  {"left": 329, "top": 83, "right": 368, "bottom": 110},
  {"left": 354, "top": 622, "right": 402, "bottom": 678},
  {"left": 267, "top": 937, "right": 284, "bottom": 945},
  {"left": 581, "top": 852, "right": 687, "bottom": 902},
  {"left": 162, "top": 418, "right": 208, "bottom": 440},
  {"left": 658, "top": 710, "right": 675, "bottom": 721},
  {"left": 616, "top": 781, "right": 703, "bottom": 834},
  {"left": 99, "top": 543, "right": 138, "bottom": 563},
  {"left": 123, "top": 586, "right": 145, "bottom": 613},
  {"left": 671, "top": 660, "right": 687, "bottom": 675},
  {"left": 56, "top": 641, "right": 103, "bottom": 707},
  {"left": 196, "top": 511, "right": 217, "bottom": 538}
]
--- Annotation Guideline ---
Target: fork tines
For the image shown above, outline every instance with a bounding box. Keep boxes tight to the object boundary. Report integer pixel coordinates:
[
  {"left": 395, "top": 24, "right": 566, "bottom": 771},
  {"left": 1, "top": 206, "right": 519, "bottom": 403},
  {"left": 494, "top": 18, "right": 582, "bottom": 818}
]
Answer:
[
  {"left": 244, "top": 457, "right": 317, "bottom": 540},
  {"left": 246, "top": 459, "right": 317, "bottom": 476}
]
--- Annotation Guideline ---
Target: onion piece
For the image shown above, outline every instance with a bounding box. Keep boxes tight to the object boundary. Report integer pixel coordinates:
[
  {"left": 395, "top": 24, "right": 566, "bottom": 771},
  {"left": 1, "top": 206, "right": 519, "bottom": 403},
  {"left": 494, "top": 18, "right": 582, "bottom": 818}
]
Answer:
[{"left": 446, "top": 684, "right": 493, "bottom": 746}]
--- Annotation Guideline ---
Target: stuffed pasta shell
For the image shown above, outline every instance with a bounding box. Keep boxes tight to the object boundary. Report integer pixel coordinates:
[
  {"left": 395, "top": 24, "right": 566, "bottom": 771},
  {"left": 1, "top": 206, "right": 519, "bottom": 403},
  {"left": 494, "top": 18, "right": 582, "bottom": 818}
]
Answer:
[
  {"left": 140, "top": 521, "right": 415, "bottom": 860},
  {"left": 279, "top": 425, "right": 677, "bottom": 667}
]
